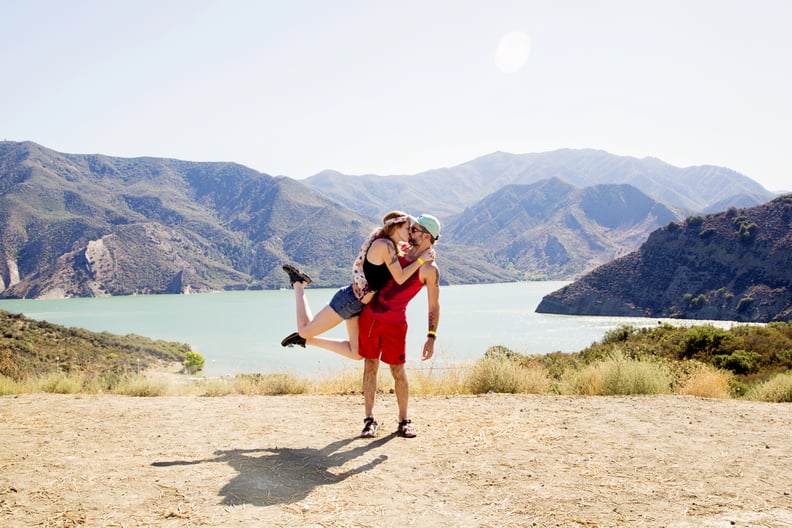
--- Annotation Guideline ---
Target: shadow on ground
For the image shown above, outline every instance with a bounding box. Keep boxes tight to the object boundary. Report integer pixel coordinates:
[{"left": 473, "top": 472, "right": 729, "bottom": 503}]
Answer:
[{"left": 152, "top": 434, "right": 395, "bottom": 506}]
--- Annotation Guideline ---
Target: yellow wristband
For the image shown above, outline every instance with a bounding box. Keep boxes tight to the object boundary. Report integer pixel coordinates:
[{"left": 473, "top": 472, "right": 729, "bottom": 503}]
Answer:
[{"left": 417, "top": 257, "right": 424, "bottom": 265}]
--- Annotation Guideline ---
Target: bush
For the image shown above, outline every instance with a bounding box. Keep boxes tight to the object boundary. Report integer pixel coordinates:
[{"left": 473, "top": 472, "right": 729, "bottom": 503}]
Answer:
[
  {"left": 601, "top": 325, "right": 637, "bottom": 344},
  {"left": 183, "top": 351, "right": 205, "bottom": 374},
  {"left": 565, "top": 352, "right": 672, "bottom": 396},
  {"left": 715, "top": 349, "right": 761, "bottom": 375},
  {"left": 676, "top": 365, "right": 732, "bottom": 398},
  {"left": 680, "top": 325, "right": 732, "bottom": 359},
  {"left": 745, "top": 372, "right": 792, "bottom": 402},
  {"left": 465, "top": 356, "right": 550, "bottom": 394}
]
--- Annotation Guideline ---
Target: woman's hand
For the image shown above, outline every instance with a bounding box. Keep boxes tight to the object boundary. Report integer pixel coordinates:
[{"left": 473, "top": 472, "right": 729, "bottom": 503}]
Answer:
[{"left": 419, "top": 248, "right": 436, "bottom": 263}]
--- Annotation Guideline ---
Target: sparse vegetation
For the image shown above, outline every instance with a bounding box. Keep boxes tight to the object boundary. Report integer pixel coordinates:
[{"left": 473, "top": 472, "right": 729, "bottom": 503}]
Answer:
[
  {"left": 1, "top": 309, "right": 791, "bottom": 401},
  {"left": 745, "top": 372, "right": 792, "bottom": 402}
]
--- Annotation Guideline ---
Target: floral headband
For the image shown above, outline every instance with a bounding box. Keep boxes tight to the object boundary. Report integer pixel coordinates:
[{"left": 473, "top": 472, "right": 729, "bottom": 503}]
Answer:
[{"left": 384, "top": 215, "right": 410, "bottom": 226}]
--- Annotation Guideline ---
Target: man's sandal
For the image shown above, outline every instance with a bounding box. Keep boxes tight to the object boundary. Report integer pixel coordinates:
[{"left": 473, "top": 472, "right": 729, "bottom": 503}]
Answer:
[
  {"left": 360, "top": 417, "right": 380, "bottom": 438},
  {"left": 397, "top": 419, "right": 416, "bottom": 438}
]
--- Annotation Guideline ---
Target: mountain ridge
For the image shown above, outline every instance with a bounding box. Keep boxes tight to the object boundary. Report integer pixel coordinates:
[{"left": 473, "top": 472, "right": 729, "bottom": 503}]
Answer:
[{"left": 304, "top": 148, "right": 775, "bottom": 219}]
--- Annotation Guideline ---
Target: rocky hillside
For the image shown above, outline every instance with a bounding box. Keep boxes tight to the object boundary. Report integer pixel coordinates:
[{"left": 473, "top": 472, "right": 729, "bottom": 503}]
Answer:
[
  {"left": 536, "top": 194, "right": 792, "bottom": 323},
  {"left": 0, "top": 142, "right": 373, "bottom": 297},
  {"left": 444, "top": 178, "right": 678, "bottom": 279}
]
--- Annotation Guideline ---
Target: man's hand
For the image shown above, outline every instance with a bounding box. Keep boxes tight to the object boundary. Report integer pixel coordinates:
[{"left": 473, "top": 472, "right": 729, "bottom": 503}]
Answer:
[{"left": 421, "top": 338, "right": 435, "bottom": 361}]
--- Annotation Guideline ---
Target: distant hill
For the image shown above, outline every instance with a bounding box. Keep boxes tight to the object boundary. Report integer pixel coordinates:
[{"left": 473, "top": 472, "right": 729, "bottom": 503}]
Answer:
[
  {"left": 536, "top": 194, "right": 792, "bottom": 323},
  {"left": 305, "top": 149, "right": 776, "bottom": 219},
  {"left": 0, "top": 141, "right": 373, "bottom": 297},
  {"left": 444, "top": 178, "right": 678, "bottom": 279},
  {"left": 0, "top": 141, "right": 513, "bottom": 298},
  {"left": 0, "top": 309, "right": 191, "bottom": 379}
]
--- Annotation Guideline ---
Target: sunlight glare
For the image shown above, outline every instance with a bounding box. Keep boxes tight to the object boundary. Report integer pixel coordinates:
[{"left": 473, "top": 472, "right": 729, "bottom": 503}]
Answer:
[{"left": 495, "top": 31, "right": 532, "bottom": 73}]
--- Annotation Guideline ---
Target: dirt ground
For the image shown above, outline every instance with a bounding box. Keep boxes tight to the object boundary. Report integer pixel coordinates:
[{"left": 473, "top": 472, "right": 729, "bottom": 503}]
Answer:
[{"left": 1, "top": 393, "right": 791, "bottom": 528}]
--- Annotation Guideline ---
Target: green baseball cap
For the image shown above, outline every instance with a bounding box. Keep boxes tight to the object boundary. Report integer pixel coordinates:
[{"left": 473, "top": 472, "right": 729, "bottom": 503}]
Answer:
[{"left": 413, "top": 214, "right": 441, "bottom": 240}]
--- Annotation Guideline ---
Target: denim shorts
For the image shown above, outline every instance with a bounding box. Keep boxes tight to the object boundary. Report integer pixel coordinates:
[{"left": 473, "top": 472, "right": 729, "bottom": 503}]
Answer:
[{"left": 329, "top": 284, "right": 365, "bottom": 320}]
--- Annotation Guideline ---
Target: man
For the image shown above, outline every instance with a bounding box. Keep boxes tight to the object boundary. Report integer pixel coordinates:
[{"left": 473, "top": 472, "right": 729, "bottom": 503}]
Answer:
[{"left": 358, "top": 214, "right": 441, "bottom": 439}]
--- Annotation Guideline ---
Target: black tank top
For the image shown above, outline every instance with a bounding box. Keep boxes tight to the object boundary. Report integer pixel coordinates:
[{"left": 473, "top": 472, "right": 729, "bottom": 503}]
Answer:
[{"left": 363, "top": 256, "right": 391, "bottom": 291}]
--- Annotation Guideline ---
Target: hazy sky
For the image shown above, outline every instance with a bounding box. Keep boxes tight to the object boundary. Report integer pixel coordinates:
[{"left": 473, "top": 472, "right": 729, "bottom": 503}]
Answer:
[{"left": 3, "top": 1, "right": 790, "bottom": 192}]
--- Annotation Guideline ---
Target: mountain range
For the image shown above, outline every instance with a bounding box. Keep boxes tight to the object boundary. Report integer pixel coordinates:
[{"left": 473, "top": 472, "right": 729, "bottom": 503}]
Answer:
[
  {"left": 0, "top": 141, "right": 778, "bottom": 301},
  {"left": 305, "top": 148, "right": 773, "bottom": 219}
]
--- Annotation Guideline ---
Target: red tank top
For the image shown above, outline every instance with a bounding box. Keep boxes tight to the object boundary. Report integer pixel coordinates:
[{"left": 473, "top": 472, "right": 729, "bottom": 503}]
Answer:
[{"left": 367, "top": 256, "right": 424, "bottom": 324}]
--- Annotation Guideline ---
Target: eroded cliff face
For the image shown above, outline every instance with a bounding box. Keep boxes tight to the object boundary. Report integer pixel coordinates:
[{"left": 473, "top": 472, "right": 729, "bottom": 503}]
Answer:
[
  {"left": 537, "top": 195, "right": 792, "bottom": 323},
  {"left": 0, "top": 258, "right": 21, "bottom": 293},
  {"left": 2, "top": 224, "right": 242, "bottom": 299}
]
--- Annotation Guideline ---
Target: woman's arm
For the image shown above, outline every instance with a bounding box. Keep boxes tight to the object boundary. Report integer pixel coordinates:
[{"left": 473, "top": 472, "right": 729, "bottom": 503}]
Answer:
[{"left": 369, "top": 239, "right": 432, "bottom": 285}]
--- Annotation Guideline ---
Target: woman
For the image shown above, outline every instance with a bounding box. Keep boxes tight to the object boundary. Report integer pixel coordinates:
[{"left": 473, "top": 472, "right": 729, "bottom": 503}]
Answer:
[{"left": 280, "top": 211, "right": 434, "bottom": 359}]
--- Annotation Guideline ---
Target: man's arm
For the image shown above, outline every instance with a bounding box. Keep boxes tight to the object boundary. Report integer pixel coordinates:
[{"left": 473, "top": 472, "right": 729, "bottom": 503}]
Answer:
[{"left": 421, "top": 263, "right": 440, "bottom": 361}]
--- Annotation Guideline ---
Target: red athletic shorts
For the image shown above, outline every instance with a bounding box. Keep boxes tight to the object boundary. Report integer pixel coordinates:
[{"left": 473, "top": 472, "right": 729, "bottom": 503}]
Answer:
[{"left": 358, "top": 306, "right": 408, "bottom": 365}]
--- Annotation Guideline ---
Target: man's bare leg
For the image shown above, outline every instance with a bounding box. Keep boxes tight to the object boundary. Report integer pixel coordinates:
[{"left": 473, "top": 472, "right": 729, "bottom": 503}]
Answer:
[
  {"left": 391, "top": 363, "right": 409, "bottom": 422},
  {"left": 364, "top": 358, "right": 379, "bottom": 418}
]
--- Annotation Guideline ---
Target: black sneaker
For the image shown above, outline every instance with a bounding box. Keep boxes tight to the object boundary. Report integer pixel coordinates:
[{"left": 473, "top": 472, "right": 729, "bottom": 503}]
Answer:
[
  {"left": 360, "top": 417, "right": 380, "bottom": 438},
  {"left": 282, "top": 264, "right": 312, "bottom": 286},
  {"left": 281, "top": 332, "right": 306, "bottom": 348}
]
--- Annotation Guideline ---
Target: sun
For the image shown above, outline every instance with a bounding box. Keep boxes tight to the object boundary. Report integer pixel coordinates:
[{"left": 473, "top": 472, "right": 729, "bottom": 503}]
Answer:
[{"left": 495, "top": 31, "right": 532, "bottom": 73}]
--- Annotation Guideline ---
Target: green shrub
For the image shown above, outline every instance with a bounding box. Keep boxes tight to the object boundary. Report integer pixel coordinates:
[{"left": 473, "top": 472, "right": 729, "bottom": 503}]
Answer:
[
  {"left": 183, "top": 351, "right": 205, "bottom": 374},
  {"left": 601, "top": 325, "right": 637, "bottom": 344},
  {"left": 680, "top": 325, "right": 732, "bottom": 359},
  {"left": 715, "top": 349, "right": 761, "bottom": 375}
]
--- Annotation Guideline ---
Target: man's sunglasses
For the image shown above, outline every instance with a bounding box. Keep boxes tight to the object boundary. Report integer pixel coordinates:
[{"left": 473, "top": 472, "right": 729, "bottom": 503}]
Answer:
[{"left": 410, "top": 225, "right": 428, "bottom": 234}]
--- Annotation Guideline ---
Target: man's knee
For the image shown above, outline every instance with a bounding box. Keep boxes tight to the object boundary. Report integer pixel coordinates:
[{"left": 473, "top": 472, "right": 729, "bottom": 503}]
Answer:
[
  {"left": 364, "top": 358, "right": 379, "bottom": 374},
  {"left": 390, "top": 363, "right": 406, "bottom": 381}
]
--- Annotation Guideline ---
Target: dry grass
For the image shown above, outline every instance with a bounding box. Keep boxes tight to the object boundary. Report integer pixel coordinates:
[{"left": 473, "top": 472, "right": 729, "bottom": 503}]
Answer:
[
  {"left": 676, "top": 364, "right": 733, "bottom": 398},
  {"left": 561, "top": 351, "right": 672, "bottom": 396},
  {"left": 1, "top": 350, "right": 786, "bottom": 401},
  {"left": 745, "top": 372, "right": 792, "bottom": 402}
]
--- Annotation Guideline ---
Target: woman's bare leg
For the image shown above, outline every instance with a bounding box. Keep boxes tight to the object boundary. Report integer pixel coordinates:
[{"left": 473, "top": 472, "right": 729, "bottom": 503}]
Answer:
[
  {"left": 304, "top": 317, "right": 362, "bottom": 360},
  {"left": 293, "top": 282, "right": 347, "bottom": 339},
  {"left": 293, "top": 281, "right": 313, "bottom": 330}
]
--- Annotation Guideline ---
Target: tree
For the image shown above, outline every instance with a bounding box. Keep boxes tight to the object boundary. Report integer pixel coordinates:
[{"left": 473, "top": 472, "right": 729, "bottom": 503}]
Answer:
[{"left": 183, "top": 351, "right": 205, "bottom": 374}]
